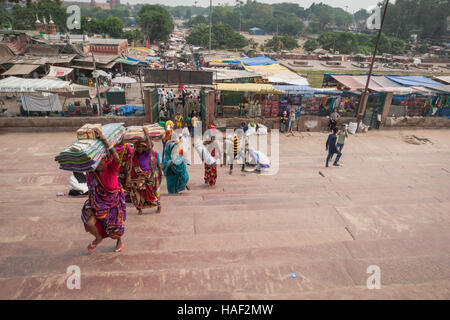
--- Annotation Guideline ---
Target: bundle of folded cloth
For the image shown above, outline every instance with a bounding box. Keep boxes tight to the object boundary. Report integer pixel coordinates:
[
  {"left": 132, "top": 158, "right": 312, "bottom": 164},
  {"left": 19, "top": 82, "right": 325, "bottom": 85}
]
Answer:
[
  {"left": 55, "top": 123, "right": 125, "bottom": 172},
  {"left": 122, "top": 123, "right": 164, "bottom": 142}
]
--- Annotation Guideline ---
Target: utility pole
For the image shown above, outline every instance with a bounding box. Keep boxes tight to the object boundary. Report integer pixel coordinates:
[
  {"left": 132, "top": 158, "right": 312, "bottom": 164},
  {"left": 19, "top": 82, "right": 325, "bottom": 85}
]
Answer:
[
  {"left": 356, "top": 0, "right": 389, "bottom": 131},
  {"left": 91, "top": 48, "right": 102, "bottom": 116},
  {"left": 138, "top": 67, "right": 144, "bottom": 104},
  {"left": 209, "top": 0, "right": 212, "bottom": 51}
]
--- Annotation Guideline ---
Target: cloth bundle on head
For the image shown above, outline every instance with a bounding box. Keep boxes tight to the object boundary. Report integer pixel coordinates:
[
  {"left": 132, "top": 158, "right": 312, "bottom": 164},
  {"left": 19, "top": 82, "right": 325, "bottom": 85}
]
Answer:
[
  {"left": 55, "top": 123, "right": 125, "bottom": 172},
  {"left": 122, "top": 124, "right": 164, "bottom": 142}
]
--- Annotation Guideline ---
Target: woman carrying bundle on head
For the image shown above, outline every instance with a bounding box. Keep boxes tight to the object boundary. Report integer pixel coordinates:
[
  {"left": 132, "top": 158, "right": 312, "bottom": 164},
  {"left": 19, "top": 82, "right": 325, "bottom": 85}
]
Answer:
[
  {"left": 127, "top": 127, "right": 162, "bottom": 215},
  {"left": 114, "top": 141, "right": 133, "bottom": 202},
  {"left": 162, "top": 120, "right": 174, "bottom": 162},
  {"left": 81, "top": 128, "right": 126, "bottom": 254},
  {"left": 162, "top": 132, "right": 190, "bottom": 194}
]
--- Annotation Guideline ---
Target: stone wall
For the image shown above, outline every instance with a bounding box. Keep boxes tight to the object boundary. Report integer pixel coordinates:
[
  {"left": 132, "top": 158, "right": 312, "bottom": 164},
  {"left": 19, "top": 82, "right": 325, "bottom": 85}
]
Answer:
[
  {"left": 0, "top": 116, "right": 146, "bottom": 131},
  {"left": 383, "top": 116, "right": 450, "bottom": 129},
  {"left": 213, "top": 116, "right": 357, "bottom": 132}
]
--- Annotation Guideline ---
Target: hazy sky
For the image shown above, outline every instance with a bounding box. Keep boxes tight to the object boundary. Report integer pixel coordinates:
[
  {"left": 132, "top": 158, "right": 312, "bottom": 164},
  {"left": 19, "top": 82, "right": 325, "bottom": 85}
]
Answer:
[{"left": 111, "top": 1, "right": 381, "bottom": 13}]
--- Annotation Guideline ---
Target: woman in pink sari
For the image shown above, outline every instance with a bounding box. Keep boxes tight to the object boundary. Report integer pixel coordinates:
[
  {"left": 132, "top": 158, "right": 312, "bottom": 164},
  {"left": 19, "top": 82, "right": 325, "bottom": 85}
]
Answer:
[{"left": 81, "top": 128, "right": 126, "bottom": 253}]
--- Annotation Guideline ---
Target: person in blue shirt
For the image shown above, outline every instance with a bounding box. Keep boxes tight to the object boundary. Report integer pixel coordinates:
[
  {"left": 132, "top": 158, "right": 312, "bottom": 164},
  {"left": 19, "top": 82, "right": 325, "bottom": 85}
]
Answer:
[{"left": 325, "top": 127, "right": 342, "bottom": 167}]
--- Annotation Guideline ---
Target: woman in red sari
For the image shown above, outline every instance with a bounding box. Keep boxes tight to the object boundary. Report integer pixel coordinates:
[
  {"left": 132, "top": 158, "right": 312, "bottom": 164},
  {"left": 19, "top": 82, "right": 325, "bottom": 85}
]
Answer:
[
  {"left": 127, "top": 127, "right": 162, "bottom": 215},
  {"left": 81, "top": 128, "right": 126, "bottom": 253},
  {"left": 114, "top": 142, "right": 133, "bottom": 202},
  {"left": 203, "top": 124, "right": 221, "bottom": 186}
]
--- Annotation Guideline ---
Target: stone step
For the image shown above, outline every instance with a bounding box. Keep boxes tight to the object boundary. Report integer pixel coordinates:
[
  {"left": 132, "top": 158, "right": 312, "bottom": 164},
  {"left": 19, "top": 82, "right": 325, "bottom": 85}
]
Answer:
[{"left": 1, "top": 251, "right": 448, "bottom": 299}]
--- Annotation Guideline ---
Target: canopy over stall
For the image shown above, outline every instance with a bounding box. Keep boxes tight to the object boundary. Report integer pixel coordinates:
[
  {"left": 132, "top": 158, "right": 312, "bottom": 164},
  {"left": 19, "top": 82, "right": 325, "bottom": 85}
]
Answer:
[
  {"left": 215, "top": 83, "right": 283, "bottom": 94},
  {"left": 2, "top": 64, "right": 40, "bottom": 76},
  {"left": 244, "top": 63, "right": 309, "bottom": 86},
  {"left": 46, "top": 66, "right": 74, "bottom": 78},
  {"left": 422, "top": 85, "right": 450, "bottom": 94},
  {"left": 239, "top": 56, "right": 277, "bottom": 66},
  {"left": 331, "top": 75, "right": 416, "bottom": 94},
  {"left": 273, "top": 85, "right": 316, "bottom": 95},
  {"left": 433, "top": 76, "right": 450, "bottom": 85},
  {"left": 385, "top": 75, "right": 445, "bottom": 87},
  {"left": 202, "top": 67, "right": 261, "bottom": 81},
  {"left": 0, "top": 76, "right": 90, "bottom": 93}
]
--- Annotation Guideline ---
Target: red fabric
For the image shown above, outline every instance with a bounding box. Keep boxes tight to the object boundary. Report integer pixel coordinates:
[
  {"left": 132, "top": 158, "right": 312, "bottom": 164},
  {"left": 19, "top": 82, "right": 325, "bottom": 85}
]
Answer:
[
  {"left": 97, "top": 159, "right": 120, "bottom": 191},
  {"left": 95, "top": 221, "right": 108, "bottom": 239}
]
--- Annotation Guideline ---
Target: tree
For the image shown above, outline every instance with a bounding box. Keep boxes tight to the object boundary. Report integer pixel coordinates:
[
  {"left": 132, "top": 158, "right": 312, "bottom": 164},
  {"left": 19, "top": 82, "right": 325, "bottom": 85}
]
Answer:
[
  {"left": 353, "top": 9, "right": 369, "bottom": 22},
  {"left": 371, "top": 32, "right": 390, "bottom": 54},
  {"left": 265, "top": 35, "right": 298, "bottom": 51},
  {"left": 123, "top": 29, "right": 143, "bottom": 44},
  {"left": 104, "top": 16, "right": 124, "bottom": 38},
  {"left": 186, "top": 23, "right": 248, "bottom": 49},
  {"left": 303, "top": 39, "right": 318, "bottom": 52},
  {"left": 389, "top": 38, "right": 405, "bottom": 54},
  {"left": 186, "top": 15, "right": 207, "bottom": 27},
  {"left": 138, "top": 5, "right": 174, "bottom": 43},
  {"left": 10, "top": 0, "right": 68, "bottom": 32},
  {"left": 186, "top": 24, "right": 211, "bottom": 48},
  {"left": 417, "top": 43, "right": 428, "bottom": 54},
  {"left": 185, "top": 8, "right": 192, "bottom": 20}
]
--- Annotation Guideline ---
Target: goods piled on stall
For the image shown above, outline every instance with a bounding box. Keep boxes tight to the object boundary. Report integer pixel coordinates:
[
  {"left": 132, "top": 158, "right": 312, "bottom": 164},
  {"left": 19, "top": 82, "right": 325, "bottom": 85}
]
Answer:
[
  {"left": 122, "top": 123, "right": 164, "bottom": 142},
  {"left": 55, "top": 123, "right": 125, "bottom": 172}
]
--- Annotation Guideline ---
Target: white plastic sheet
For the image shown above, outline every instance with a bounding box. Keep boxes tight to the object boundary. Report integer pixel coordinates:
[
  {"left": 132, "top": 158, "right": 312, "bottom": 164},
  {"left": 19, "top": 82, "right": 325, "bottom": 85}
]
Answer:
[
  {"left": 21, "top": 93, "right": 62, "bottom": 112},
  {"left": 348, "top": 122, "right": 357, "bottom": 135}
]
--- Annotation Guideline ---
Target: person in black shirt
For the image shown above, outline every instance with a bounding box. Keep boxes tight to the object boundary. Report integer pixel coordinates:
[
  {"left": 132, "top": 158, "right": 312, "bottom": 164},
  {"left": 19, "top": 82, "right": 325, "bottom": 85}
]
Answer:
[{"left": 325, "top": 128, "right": 342, "bottom": 167}]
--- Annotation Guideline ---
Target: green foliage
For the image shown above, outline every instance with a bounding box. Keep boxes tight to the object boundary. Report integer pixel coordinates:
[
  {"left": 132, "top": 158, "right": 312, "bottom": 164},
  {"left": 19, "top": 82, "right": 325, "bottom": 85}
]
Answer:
[
  {"left": 353, "top": 9, "right": 369, "bottom": 22},
  {"left": 0, "top": 2, "right": 12, "bottom": 29},
  {"left": 123, "top": 29, "right": 143, "bottom": 44},
  {"left": 185, "top": 24, "right": 210, "bottom": 48},
  {"left": 186, "top": 23, "right": 248, "bottom": 49},
  {"left": 383, "top": 0, "right": 449, "bottom": 40},
  {"left": 317, "top": 32, "right": 406, "bottom": 55},
  {"left": 303, "top": 39, "right": 318, "bottom": 52},
  {"left": 81, "top": 5, "right": 131, "bottom": 26},
  {"left": 265, "top": 35, "right": 299, "bottom": 51},
  {"left": 104, "top": 16, "right": 124, "bottom": 38},
  {"left": 138, "top": 5, "right": 174, "bottom": 43},
  {"left": 186, "top": 15, "right": 208, "bottom": 27},
  {"left": 418, "top": 43, "right": 428, "bottom": 54},
  {"left": 371, "top": 32, "right": 390, "bottom": 55},
  {"left": 11, "top": 0, "right": 68, "bottom": 32}
]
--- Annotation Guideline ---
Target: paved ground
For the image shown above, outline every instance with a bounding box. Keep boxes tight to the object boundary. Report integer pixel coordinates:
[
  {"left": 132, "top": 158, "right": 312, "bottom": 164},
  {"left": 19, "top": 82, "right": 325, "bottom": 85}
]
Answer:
[{"left": 0, "top": 129, "right": 449, "bottom": 299}]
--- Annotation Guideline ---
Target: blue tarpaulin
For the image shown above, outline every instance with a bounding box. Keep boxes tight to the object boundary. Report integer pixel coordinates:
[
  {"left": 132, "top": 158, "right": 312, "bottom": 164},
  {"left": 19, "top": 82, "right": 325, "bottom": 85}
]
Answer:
[
  {"left": 117, "top": 105, "right": 144, "bottom": 116},
  {"left": 124, "top": 55, "right": 149, "bottom": 64},
  {"left": 238, "top": 56, "right": 276, "bottom": 66},
  {"left": 386, "top": 75, "right": 445, "bottom": 87}
]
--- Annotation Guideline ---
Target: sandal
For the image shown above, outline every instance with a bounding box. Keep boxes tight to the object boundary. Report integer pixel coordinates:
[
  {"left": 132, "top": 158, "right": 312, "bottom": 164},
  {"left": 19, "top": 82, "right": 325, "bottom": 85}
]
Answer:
[
  {"left": 87, "top": 238, "right": 103, "bottom": 253},
  {"left": 114, "top": 243, "right": 124, "bottom": 253}
]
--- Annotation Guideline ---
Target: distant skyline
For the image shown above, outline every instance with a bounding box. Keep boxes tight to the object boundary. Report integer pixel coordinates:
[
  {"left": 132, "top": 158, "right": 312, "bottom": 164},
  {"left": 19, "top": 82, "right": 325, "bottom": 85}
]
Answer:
[{"left": 80, "top": 0, "right": 383, "bottom": 13}]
